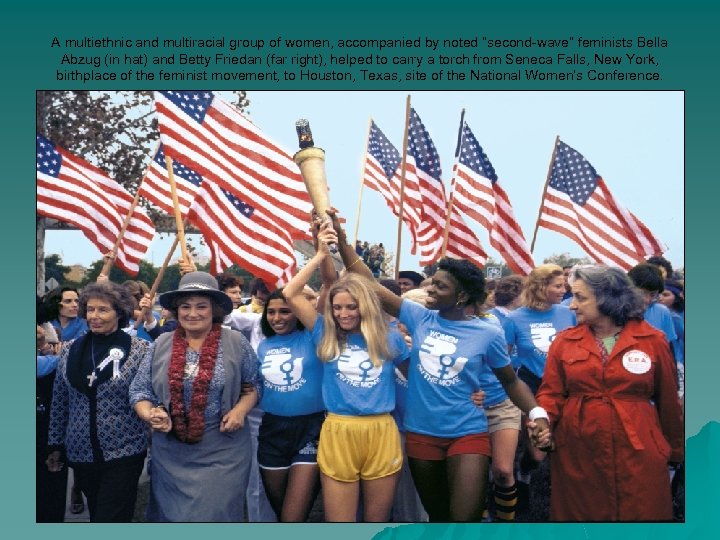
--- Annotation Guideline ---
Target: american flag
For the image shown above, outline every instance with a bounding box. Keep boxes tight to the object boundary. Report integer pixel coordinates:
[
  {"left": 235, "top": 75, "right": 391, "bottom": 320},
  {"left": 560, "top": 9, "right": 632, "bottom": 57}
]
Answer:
[
  {"left": 154, "top": 91, "right": 312, "bottom": 240},
  {"left": 207, "top": 237, "right": 234, "bottom": 276},
  {"left": 406, "top": 109, "right": 487, "bottom": 268},
  {"left": 138, "top": 144, "right": 202, "bottom": 219},
  {"left": 187, "top": 180, "right": 296, "bottom": 287},
  {"left": 36, "top": 134, "right": 154, "bottom": 276},
  {"left": 538, "top": 140, "right": 665, "bottom": 270},
  {"left": 362, "top": 120, "right": 421, "bottom": 252},
  {"left": 138, "top": 145, "right": 240, "bottom": 275},
  {"left": 451, "top": 122, "right": 535, "bottom": 275}
]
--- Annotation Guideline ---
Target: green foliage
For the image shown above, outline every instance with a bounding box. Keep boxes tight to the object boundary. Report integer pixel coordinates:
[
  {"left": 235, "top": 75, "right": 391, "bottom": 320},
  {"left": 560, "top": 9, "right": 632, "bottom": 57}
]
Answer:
[
  {"left": 81, "top": 259, "right": 158, "bottom": 287},
  {"left": 36, "top": 90, "right": 249, "bottom": 293},
  {"left": 44, "top": 254, "right": 71, "bottom": 284},
  {"left": 155, "top": 261, "right": 212, "bottom": 294},
  {"left": 36, "top": 90, "right": 249, "bottom": 201}
]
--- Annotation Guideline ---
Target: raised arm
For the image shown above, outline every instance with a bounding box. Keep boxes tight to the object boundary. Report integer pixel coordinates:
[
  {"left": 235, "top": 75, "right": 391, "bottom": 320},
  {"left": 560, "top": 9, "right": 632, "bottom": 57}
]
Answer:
[
  {"left": 284, "top": 222, "right": 337, "bottom": 329},
  {"left": 326, "top": 210, "right": 403, "bottom": 318},
  {"left": 311, "top": 212, "right": 338, "bottom": 313}
]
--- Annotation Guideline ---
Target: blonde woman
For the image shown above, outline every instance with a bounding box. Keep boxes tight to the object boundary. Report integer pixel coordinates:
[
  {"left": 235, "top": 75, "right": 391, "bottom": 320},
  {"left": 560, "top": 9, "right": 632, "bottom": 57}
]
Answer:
[
  {"left": 283, "top": 224, "right": 408, "bottom": 522},
  {"left": 504, "top": 264, "right": 575, "bottom": 394}
]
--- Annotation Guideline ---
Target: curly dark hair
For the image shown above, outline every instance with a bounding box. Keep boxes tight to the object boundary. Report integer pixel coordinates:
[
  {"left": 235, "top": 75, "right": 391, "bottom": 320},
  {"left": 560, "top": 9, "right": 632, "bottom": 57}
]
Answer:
[
  {"left": 260, "top": 289, "right": 305, "bottom": 338},
  {"left": 646, "top": 256, "right": 673, "bottom": 279},
  {"left": 436, "top": 257, "right": 487, "bottom": 307},
  {"left": 628, "top": 263, "right": 664, "bottom": 294},
  {"left": 121, "top": 280, "right": 150, "bottom": 299},
  {"left": 216, "top": 272, "right": 244, "bottom": 292},
  {"left": 249, "top": 277, "right": 270, "bottom": 296},
  {"left": 493, "top": 275, "right": 525, "bottom": 307},
  {"left": 379, "top": 279, "right": 402, "bottom": 297},
  {"left": 79, "top": 282, "right": 135, "bottom": 329}
]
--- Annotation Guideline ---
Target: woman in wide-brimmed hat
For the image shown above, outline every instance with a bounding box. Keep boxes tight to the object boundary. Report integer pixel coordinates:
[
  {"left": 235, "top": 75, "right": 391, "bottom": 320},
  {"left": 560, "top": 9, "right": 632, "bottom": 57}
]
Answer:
[{"left": 130, "top": 271, "right": 261, "bottom": 522}]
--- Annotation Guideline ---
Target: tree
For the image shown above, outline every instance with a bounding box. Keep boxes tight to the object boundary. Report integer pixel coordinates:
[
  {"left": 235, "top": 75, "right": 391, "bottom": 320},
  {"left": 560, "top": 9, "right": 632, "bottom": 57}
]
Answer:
[
  {"left": 36, "top": 91, "right": 250, "bottom": 292},
  {"left": 81, "top": 259, "right": 158, "bottom": 288},
  {"left": 542, "top": 252, "right": 593, "bottom": 268},
  {"left": 44, "top": 254, "right": 71, "bottom": 286}
]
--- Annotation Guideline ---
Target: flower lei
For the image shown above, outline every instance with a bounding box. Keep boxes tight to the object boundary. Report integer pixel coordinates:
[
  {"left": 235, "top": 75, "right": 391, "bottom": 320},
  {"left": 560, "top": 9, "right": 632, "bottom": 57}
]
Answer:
[{"left": 168, "top": 323, "right": 221, "bottom": 443}]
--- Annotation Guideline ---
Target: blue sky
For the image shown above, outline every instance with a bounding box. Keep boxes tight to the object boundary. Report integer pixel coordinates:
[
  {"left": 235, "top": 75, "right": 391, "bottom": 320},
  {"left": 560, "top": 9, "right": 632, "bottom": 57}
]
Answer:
[{"left": 44, "top": 90, "right": 684, "bottom": 272}]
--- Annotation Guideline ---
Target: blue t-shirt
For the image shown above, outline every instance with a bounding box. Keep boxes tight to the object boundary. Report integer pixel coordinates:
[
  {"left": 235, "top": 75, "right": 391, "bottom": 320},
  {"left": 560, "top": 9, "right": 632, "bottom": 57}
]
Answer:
[
  {"left": 388, "top": 320, "right": 409, "bottom": 430},
  {"left": 399, "top": 300, "right": 511, "bottom": 437},
  {"left": 644, "top": 301, "right": 681, "bottom": 363},
  {"left": 51, "top": 317, "right": 88, "bottom": 342},
  {"left": 257, "top": 329, "right": 325, "bottom": 416},
  {"left": 475, "top": 315, "right": 509, "bottom": 408},
  {"left": 670, "top": 311, "right": 684, "bottom": 365},
  {"left": 126, "top": 311, "right": 160, "bottom": 342},
  {"left": 312, "top": 315, "right": 408, "bottom": 416},
  {"left": 488, "top": 306, "right": 520, "bottom": 369},
  {"left": 503, "top": 305, "right": 576, "bottom": 378},
  {"left": 37, "top": 355, "right": 59, "bottom": 377}
]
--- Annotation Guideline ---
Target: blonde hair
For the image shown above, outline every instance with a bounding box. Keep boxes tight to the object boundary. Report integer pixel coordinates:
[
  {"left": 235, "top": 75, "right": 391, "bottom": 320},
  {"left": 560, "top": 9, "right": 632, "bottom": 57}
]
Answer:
[
  {"left": 318, "top": 273, "right": 389, "bottom": 367},
  {"left": 522, "top": 263, "right": 564, "bottom": 310},
  {"left": 401, "top": 287, "right": 429, "bottom": 307}
]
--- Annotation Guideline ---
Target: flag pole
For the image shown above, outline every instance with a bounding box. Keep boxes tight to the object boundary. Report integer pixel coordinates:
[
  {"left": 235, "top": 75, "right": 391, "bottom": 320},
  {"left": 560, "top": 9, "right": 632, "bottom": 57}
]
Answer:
[
  {"left": 99, "top": 188, "right": 143, "bottom": 277},
  {"left": 165, "top": 155, "right": 190, "bottom": 264},
  {"left": 353, "top": 118, "right": 373, "bottom": 246},
  {"left": 441, "top": 109, "right": 466, "bottom": 258},
  {"left": 530, "top": 135, "right": 560, "bottom": 253},
  {"left": 394, "top": 96, "right": 412, "bottom": 280},
  {"left": 100, "top": 140, "right": 160, "bottom": 277},
  {"left": 134, "top": 235, "right": 180, "bottom": 329}
]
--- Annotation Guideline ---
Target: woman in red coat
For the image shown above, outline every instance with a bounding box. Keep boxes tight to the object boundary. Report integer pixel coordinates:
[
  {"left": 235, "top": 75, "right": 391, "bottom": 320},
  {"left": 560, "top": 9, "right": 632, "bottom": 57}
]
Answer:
[{"left": 533, "top": 266, "right": 683, "bottom": 521}]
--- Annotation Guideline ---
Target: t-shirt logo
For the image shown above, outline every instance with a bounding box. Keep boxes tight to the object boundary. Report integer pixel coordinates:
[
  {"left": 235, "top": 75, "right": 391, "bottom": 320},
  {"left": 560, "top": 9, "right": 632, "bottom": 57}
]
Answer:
[
  {"left": 261, "top": 348, "right": 305, "bottom": 389},
  {"left": 337, "top": 346, "right": 382, "bottom": 388},
  {"left": 530, "top": 323, "right": 556, "bottom": 353},
  {"left": 418, "top": 331, "right": 468, "bottom": 386}
]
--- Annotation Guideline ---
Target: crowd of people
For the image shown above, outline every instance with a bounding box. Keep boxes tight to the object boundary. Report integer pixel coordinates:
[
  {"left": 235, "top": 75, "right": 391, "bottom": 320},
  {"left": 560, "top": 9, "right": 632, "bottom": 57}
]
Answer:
[
  {"left": 37, "top": 215, "right": 684, "bottom": 523},
  {"left": 355, "top": 240, "right": 386, "bottom": 278}
]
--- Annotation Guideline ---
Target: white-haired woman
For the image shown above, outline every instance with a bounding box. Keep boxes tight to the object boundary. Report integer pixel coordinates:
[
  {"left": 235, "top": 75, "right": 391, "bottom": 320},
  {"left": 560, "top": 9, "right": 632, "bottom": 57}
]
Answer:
[{"left": 533, "top": 266, "right": 683, "bottom": 521}]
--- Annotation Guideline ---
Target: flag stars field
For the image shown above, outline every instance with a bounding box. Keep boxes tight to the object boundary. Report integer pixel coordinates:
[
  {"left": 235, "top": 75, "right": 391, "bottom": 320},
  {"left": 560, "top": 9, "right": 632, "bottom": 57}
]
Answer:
[{"left": 40, "top": 91, "right": 683, "bottom": 275}]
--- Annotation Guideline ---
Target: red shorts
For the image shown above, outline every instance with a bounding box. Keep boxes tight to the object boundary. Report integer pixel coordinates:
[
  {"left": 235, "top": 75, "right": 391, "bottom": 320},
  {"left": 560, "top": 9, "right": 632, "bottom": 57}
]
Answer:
[{"left": 405, "top": 431, "right": 491, "bottom": 460}]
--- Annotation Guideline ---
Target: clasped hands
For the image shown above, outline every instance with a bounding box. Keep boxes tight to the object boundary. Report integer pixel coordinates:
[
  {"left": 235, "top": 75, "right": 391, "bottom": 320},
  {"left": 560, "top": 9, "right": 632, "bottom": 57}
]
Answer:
[
  {"left": 527, "top": 418, "right": 554, "bottom": 452},
  {"left": 148, "top": 405, "right": 172, "bottom": 433}
]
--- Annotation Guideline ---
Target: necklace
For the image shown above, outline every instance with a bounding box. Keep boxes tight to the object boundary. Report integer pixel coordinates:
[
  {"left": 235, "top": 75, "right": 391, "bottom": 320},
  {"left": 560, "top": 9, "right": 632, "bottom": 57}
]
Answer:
[{"left": 168, "top": 324, "right": 221, "bottom": 443}]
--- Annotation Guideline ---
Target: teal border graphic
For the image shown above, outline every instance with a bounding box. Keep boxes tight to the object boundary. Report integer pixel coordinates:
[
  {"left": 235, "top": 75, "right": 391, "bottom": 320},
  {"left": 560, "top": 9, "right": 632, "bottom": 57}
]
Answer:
[{"left": 10, "top": 1, "right": 711, "bottom": 537}]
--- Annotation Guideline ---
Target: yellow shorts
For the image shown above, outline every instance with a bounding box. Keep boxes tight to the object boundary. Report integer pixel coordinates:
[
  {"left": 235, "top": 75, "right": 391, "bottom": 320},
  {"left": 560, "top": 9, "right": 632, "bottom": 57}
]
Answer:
[{"left": 317, "top": 413, "right": 402, "bottom": 482}]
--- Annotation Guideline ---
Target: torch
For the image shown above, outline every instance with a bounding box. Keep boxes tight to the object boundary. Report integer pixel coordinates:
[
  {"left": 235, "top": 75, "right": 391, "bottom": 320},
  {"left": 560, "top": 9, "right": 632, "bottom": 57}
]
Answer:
[{"left": 293, "top": 119, "right": 336, "bottom": 250}]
